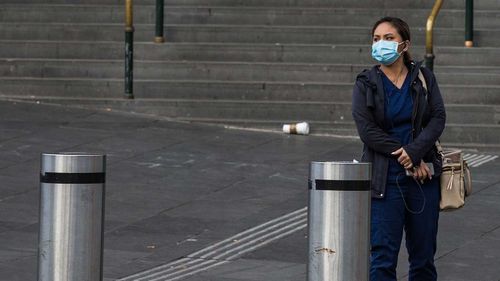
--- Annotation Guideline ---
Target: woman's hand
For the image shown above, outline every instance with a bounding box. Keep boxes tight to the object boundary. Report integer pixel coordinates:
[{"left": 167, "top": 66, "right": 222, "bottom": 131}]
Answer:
[
  {"left": 391, "top": 147, "right": 413, "bottom": 169},
  {"left": 410, "top": 160, "right": 432, "bottom": 182}
]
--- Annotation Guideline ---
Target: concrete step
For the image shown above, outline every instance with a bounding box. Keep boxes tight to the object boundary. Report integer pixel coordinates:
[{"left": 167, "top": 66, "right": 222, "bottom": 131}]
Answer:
[
  {"left": 5, "top": 0, "right": 500, "bottom": 10},
  {"left": 182, "top": 104, "right": 500, "bottom": 126},
  {"left": 445, "top": 105, "right": 500, "bottom": 125},
  {"left": 0, "top": 40, "right": 124, "bottom": 60},
  {"left": 0, "top": 0, "right": 497, "bottom": 147},
  {"left": 1, "top": 41, "right": 500, "bottom": 67},
  {"left": 1, "top": 59, "right": 499, "bottom": 86},
  {"left": 154, "top": 102, "right": 500, "bottom": 126},
  {"left": 0, "top": 77, "right": 499, "bottom": 105},
  {"left": 3, "top": 95, "right": 500, "bottom": 145},
  {"left": 2, "top": 5, "right": 499, "bottom": 29},
  {"left": 1, "top": 23, "right": 499, "bottom": 47},
  {"left": 0, "top": 78, "right": 353, "bottom": 101},
  {"left": 2, "top": 95, "right": 498, "bottom": 125}
]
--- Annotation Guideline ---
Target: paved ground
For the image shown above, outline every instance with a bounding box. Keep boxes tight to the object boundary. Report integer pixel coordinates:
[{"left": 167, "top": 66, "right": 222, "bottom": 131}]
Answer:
[{"left": 0, "top": 99, "right": 499, "bottom": 281}]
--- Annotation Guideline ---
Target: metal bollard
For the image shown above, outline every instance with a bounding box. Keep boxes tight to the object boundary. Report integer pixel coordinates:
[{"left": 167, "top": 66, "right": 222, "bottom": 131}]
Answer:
[
  {"left": 38, "top": 153, "right": 106, "bottom": 281},
  {"left": 307, "top": 161, "right": 371, "bottom": 281}
]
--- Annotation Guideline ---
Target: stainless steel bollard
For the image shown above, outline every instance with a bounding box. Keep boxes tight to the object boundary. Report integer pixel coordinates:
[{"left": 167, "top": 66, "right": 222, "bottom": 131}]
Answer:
[
  {"left": 38, "top": 153, "right": 106, "bottom": 281},
  {"left": 307, "top": 161, "right": 371, "bottom": 281}
]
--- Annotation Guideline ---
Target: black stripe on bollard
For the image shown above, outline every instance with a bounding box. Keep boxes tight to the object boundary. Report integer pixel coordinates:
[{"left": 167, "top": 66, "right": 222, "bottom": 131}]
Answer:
[
  {"left": 40, "top": 172, "right": 106, "bottom": 184},
  {"left": 309, "top": 179, "right": 370, "bottom": 191}
]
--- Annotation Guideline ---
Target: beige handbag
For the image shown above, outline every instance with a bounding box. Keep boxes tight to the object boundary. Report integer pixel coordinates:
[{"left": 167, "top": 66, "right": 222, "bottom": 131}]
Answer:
[
  {"left": 418, "top": 69, "right": 472, "bottom": 210},
  {"left": 436, "top": 142, "right": 472, "bottom": 211}
]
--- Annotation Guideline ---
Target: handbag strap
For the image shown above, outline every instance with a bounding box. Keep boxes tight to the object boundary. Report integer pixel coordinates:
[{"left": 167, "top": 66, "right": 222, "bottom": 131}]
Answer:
[
  {"left": 464, "top": 162, "right": 472, "bottom": 196},
  {"left": 446, "top": 168, "right": 455, "bottom": 190},
  {"left": 435, "top": 140, "right": 444, "bottom": 155},
  {"left": 418, "top": 69, "right": 428, "bottom": 92},
  {"left": 418, "top": 69, "right": 443, "bottom": 155}
]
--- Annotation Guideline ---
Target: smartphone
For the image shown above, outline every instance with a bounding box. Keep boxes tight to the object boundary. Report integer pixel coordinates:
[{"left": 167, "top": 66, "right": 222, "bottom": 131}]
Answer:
[{"left": 406, "top": 162, "right": 435, "bottom": 176}]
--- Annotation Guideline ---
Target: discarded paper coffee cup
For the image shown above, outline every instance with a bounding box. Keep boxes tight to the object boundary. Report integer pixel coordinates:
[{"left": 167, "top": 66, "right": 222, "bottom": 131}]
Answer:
[{"left": 283, "top": 122, "right": 309, "bottom": 135}]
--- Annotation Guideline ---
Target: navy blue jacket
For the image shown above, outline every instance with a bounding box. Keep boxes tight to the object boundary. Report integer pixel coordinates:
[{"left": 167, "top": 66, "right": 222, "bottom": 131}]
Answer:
[{"left": 352, "top": 61, "right": 446, "bottom": 198}]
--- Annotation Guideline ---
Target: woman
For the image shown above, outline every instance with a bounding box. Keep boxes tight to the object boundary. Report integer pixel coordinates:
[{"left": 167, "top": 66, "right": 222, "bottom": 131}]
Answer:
[{"left": 351, "top": 17, "right": 446, "bottom": 281}]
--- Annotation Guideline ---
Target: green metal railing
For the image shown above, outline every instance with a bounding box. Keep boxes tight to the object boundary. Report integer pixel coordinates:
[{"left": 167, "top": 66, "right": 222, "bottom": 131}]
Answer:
[
  {"left": 155, "top": 0, "right": 165, "bottom": 43},
  {"left": 125, "top": 0, "right": 134, "bottom": 99},
  {"left": 465, "top": 0, "right": 474, "bottom": 47},
  {"left": 124, "top": 1, "right": 167, "bottom": 99}
]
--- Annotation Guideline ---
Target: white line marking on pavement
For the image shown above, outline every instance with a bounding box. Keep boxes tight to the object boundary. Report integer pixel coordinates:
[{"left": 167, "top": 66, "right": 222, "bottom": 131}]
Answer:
[
  {"left": 148, "top": 259, "right": 222, "bottom": 281},
  {"left": 189, "top": 207, "right": 306, "bottom": 258},
  {"left": 223, "top": 222, "right": 307, "bottom": 261},
  {"left": 463, "top": 154, "right": 497, "bottom": 167},
  {"left": 159, "top": 260, "right": 230, "bottom": 281},
  {"left": 147, "top": 221, "right": 309, "bottom": 281},
  {"left": 463, "top": 154, "right": 480, "bottom": 161},
  {"left": 139, "top": 217, "right": 308, "bottom": 281},
  {"left": 467, "top": 155, "right": 492, "bottom": 167},
  {"left": 117, "top": 207, "right": 308, "bottom": 281},
  {"left": 118, "top": 152, "right": 500, "bottom": 280},
  {"left": 136, "top": 259, "right": 210, "bottom": 281},
  {"left": 210, "top": 218, "right": 307, "bottom": 260},
  {"left": 471, "top": 155, "right": 498, "bottom": 167},
  {"left": 202, "top": 213, "right": 307, "bottom": 259}
]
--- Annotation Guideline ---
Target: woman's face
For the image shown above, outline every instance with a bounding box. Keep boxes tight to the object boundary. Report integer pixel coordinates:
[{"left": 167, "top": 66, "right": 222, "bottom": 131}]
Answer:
[{"left": 372, "top": 22, "right": 408, "bottom": 53}]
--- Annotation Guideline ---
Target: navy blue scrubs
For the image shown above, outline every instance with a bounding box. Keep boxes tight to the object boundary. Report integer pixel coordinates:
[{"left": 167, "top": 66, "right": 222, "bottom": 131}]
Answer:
[
  {"left": 370, "top": 71, "right": 440, "bottom": 281},
  {"left": 383, "top": 71, "right": 413, "bottom": 183}
]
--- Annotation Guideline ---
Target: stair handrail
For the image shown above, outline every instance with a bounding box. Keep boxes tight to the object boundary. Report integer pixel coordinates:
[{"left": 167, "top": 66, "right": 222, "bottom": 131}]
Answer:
[
  {"left": 425, "top": 0, "right": 444, "bottom": 71},
  {"left": 125, "top": 0, "right": 134, "bottom": 99},
  {"left": 465, "top": 0, "right": 473, "bottom": 47},
  {"left": 155, "top": 0, "right": 165, "bottom": 43}
]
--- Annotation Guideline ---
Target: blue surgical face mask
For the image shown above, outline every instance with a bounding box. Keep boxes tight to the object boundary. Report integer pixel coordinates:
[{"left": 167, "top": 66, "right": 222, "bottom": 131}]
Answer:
[{"left": 371, "top": 40, "right": 405, "bottom": 65}]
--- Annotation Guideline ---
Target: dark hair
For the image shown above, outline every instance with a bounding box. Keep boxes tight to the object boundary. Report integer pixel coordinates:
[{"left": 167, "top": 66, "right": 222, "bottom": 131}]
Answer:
[{"left": 372, "top": 17, "right": 412, "bottom": 65}]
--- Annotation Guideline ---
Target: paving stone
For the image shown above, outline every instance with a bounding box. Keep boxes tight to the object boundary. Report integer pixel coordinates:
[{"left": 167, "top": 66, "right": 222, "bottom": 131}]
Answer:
[
  {"left": 0, "top": 230, "right": 38, "bottom": 252},
  {"left": 0, "top": 174, "right": 37, "bottom": 199},
  {"left": 435, "top": 232, "right": 500, "bottom": 281},
  {"left": 0, "top": 201, "right": 39, "bottom": 225},
  {"left": 104, "top": 258, "right": 167, "bottom": 280},
  {"left": 184, "top": 258, "right": 307, "bottom": 281},
  {"left": 0, "top": 221, "right": 29, "bottom": 234},
  {"left": 0, "top": 159, "right": 39, "bottom": 178},
  {"left": 0, "top": 249, "right": 36, "bottom": 264},
  {"left": 0, "top": 255, "right": 37, "bottom": 281},
  {"left": 2, "top": 100, "right": 500, "bottom": 281},
  {"left": 242, "top": 229, "right": 308, "bottom": 264},
  {"left": 103, "top": 249, "right": 151, "bottom": 269},
  {"left": 163, "top": 198, "right": 273, "bottom": 221},
  {"left": 104, "top": 198, "right": 180, "bottom": 225}
]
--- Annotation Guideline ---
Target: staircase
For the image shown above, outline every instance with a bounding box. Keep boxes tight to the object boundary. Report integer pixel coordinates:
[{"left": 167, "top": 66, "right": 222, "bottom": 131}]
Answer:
[{"left": 0, "top": 0, "right": 499, "bottom": 146}]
